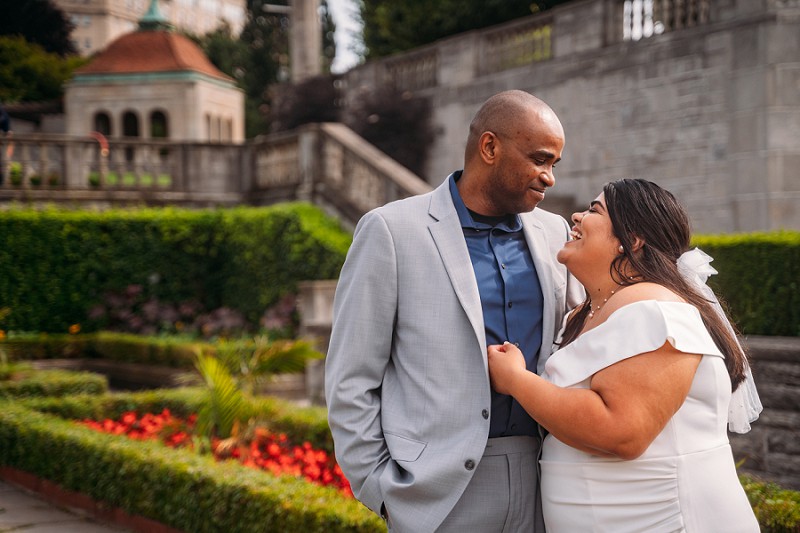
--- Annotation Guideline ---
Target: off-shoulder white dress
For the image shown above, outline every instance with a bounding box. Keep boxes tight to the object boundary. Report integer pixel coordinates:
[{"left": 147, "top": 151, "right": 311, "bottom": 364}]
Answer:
[{"left": 540, "top": 300, "right": 759, "bottom": 532}]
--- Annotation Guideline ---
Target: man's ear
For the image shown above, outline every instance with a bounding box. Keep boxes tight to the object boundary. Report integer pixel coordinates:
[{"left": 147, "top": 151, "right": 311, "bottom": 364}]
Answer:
[{"left": 479, "top": 132, "right": 499, "bottom": 164}]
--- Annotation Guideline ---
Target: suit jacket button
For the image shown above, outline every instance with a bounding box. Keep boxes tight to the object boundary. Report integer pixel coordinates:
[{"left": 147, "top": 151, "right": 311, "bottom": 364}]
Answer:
[
  {"left": 481, "top": 409, "right": 489, "bottom": 419},
  {"left": 464, "top": 459, "right": 476, "bottom": 471}
]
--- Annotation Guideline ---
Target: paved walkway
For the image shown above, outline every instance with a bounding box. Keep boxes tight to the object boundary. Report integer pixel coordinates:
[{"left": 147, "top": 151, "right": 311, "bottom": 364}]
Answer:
[{"left": 0, "top": 480, "right": 129, "bottom": 532}]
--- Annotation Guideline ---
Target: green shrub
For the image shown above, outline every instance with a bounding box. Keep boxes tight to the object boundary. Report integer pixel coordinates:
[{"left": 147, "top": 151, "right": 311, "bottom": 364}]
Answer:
[
  {"left": 692, "top": 231, "right": 800, "bottom": 336},
  {"left": 741, "top": 474, "right": 800, "bottom": 532},
  {"left": 1, "top": 333, "right": 90, "bottom": 361},
  {"left": 39, "top": 385, "right": 230, "bottom": 419},
  {"left": 0, "top": 367, "right": 107, "bottom": 398},
  {"left": 1, "top": 331, "right": 316, "bottom": 371},
  {"left": 89, "top": 332, "right": 203, "bottom": 366},
  {"left": 20, "top": 387, "right": 334, "bottom": 453},
  {"left": 0, "top": 361, "right": 28, "bottom": 380},
  {"left": 0, "top": 402, "right": 383, "bottom": 532},
  {"left": 8, "top": 162, "right": 23, "bottom": 186},
  {"left": 20, "top": 388, "right": 208, "bottom": 421},
  {"left": 2, "top": 332, "right": 206, "bottom": 368},
  {"left": 0, "top": 203, "right": 351, "bottom": 334}
]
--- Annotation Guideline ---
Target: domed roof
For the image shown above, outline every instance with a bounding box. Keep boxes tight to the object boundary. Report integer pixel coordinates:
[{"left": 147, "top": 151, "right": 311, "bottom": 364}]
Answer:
[{"left": 75, "top": 30, "right": 234, "bottom": 82}]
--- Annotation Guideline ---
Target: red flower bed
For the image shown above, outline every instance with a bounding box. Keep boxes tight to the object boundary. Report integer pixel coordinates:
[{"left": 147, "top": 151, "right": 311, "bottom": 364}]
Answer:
[{"left": 79, "top": 409, "right": 352, "bottom": 497}]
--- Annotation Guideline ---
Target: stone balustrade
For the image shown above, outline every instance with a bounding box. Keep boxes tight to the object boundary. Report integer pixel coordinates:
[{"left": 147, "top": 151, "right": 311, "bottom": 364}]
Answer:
[{"left": 0, "top": 123, "right": 432, "bottom": 226}]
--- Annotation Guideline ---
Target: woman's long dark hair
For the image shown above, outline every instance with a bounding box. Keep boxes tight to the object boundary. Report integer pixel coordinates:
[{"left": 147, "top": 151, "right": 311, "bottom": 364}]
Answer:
[{"left": 560, "top": 179, "right": 747, "bottom": 390}]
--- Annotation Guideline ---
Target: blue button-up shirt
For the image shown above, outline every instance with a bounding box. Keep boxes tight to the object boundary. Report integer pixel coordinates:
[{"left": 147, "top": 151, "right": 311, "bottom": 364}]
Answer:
[{"left": 449, "top": 172, "right": 544, "bottom": 437}]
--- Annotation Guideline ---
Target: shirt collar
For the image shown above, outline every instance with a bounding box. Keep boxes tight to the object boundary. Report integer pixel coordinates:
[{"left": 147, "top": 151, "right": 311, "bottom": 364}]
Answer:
[{"left": 448, "top": 171, "right": 523, "bottom": 232}]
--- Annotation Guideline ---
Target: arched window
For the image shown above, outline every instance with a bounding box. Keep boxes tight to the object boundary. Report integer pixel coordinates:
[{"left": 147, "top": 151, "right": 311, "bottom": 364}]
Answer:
[
  {"left": 122, "top": 111, "right": 140, "bottom": 137},
  {"left": 150, "top": 110, "right": 169, "bottom": 138},
  {"left": 93, "top": 111, "right": 112, "bottom": 136},
  {"left": 206, "top": 114, "right": 212, "bottom": 142}
]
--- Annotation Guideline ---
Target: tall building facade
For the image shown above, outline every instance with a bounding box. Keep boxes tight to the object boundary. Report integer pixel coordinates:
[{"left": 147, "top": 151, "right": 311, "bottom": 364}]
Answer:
[{"left": 54, "top": 0, "right": 246, "bottom": 56}]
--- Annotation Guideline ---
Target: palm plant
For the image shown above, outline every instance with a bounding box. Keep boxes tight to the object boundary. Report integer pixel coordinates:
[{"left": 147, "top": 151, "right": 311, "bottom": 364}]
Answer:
[
  {"left": 214, "top": 335, "right": 322, "bottom": 395},
  {"left": 192, "top": 335, "right": 323, "bottom": 448},
  {"left": 193, "top": 351, "right": 247, "bottom": 443}
]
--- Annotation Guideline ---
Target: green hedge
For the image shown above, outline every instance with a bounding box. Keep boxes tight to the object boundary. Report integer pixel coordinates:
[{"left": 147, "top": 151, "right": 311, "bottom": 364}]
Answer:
[
  {"left": 19, "top": 387, "right": 334, "bottom": 454},
  {"left": 741, "top": 474, "right": 800, "bottom": 532},
  {"left": 2, "top": 332, "right": 208, "bottom": 368},
  {"left": 0, "top": 367, "right": 108, "bottom": 398},
  {"left": 7, "top": 387, "right": 800, "bottom": 531},
  {"left": 0, "top": 402, "right": 383, "bottom": 532},
  {"left": 692, "top": 231, "right": 800, "bottom": 336},
  {"left": 0, "top": 203, "right": 352, "bottom": 333},
  {"left": 6, "top": 394, "right": 800, "bottom": 532}
]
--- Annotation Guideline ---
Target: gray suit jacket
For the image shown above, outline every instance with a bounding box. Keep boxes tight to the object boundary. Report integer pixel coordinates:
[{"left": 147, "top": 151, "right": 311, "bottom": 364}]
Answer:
[{"left": 325, "top": 178, "right": 584, "bottom": 532}]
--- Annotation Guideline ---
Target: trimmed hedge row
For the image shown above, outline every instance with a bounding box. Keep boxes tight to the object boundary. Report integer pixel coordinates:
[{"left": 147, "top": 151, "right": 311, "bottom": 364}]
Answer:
[
  {"left": 7, "top": 370, "right": 800, "bottom": 532},
  {"left": 20, "top": 387, "right": 335, "bottom": 454},
  {"left": 692, "top": 231, "right": 800, "bottom": 336},
  {"left": 0, "top": 367, "right": 108, "bottom": 398},
  {"left": 0, "top": 402, "right": 383, "bottom": 532},
  {"left": 9, "top": 391, "right": 800, "bottom": 532},
  {"left": 2, "top": 332, "right": 207, "bottom": 368},
  {"left": 741, "top": 474, "right": 800, "bottom": 532},
  {"left": 0, "top": 203, "right": 352, "bottom": 333}
]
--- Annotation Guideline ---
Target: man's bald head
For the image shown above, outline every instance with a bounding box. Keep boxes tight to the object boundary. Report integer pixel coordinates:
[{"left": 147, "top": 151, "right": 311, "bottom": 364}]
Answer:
[{"left": 465, "top": 91, "right": 559, "bottom": 162}]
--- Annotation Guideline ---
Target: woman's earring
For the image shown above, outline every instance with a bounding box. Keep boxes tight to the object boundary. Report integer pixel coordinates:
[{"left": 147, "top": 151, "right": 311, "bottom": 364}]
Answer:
[{"left": 618, "top": 245, "right": 624, "bottom": 254}]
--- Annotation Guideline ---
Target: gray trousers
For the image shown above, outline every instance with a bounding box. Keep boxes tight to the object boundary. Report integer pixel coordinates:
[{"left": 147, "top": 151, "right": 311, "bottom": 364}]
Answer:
[{"left": 437, "top": 436, "right": 544, "bottom": 533}]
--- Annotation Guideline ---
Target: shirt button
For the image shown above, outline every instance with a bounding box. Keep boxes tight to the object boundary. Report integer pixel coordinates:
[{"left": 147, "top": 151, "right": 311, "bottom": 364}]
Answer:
[
  {"left": 514, "top": 342, "right": 520, "bottom": 347},
  {"left": 508, "top": 302, "right": 513, "bottom": 308},
  {"left": 482, "top": 409, "right": 489, "bottom": 419},
  {"left": 501, "top": 263, "right": 506, "bottom": 269},
  {"left": 464, "top": 459, "right": 476, "bottom": 471}
]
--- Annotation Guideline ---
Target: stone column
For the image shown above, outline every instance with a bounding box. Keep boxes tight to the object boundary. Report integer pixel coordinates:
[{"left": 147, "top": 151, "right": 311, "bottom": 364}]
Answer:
[
  {"left": 290, "top": 0, "right": 322, "bottom": 83},
  {"left": 297, "top": 279, "right": 338, "bottom": 405}
]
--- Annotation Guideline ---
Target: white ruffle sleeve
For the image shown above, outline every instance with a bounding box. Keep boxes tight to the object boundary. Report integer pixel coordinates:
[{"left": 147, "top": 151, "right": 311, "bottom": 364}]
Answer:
[{"left": 545, "top": 300, "right": 724, "bottom": 388}]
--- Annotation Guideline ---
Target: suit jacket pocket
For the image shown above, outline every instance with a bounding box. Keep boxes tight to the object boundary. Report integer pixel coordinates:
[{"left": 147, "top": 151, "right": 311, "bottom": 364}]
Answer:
[{"left": 384, "top": 431, "right": 427, "bottom": 462}]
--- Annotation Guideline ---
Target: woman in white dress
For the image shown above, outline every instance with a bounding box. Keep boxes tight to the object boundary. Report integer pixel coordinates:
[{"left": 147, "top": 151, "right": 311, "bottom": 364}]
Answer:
[{"left": 487, "top": 179, "right": 761, "bottom": 532}]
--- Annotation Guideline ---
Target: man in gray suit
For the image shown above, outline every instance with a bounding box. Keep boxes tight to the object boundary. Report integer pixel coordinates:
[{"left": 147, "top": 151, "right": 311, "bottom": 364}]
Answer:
[{"left": 326, "top": 90, "right": 584, "bottom": 532}]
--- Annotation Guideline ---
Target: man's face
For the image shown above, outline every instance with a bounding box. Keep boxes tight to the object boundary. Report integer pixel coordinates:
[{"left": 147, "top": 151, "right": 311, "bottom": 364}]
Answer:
[{"left": 484, "top": 110, "right": 564, "bottom": 215}]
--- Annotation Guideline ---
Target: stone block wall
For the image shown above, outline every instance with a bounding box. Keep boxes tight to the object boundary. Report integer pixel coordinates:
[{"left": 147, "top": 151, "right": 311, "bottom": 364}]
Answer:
[
  {"left": 341, "top": 0, "right": 800, "bottom": 233},
  {"left": 732, "top": 335, "right": 800, "bottom": 489}
]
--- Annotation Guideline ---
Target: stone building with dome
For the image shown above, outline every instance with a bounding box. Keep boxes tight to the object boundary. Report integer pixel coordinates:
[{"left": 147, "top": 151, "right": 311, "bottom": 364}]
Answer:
[{"left": 64, "top": 0, "right": 244, "bottom": 143}]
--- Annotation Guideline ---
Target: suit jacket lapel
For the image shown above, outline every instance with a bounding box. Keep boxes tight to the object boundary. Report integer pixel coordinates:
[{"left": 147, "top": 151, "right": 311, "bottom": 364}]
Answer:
[
  {"left": 520, "top": 210, "right": 557, "bottom": 367},
  {"left": 428, "top": 182, "right": 487, "bottom": 364}
]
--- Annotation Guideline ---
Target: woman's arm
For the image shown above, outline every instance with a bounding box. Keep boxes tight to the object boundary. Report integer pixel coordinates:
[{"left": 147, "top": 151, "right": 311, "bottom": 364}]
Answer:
[{"left": 487, "top": 341, "right": 701, "bottom": 459}]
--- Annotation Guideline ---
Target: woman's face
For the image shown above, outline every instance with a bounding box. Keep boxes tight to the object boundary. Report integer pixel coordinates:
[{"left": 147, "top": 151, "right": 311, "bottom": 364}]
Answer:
[{"left": 557, "top": 192, "right": 622, "bottom": 274}]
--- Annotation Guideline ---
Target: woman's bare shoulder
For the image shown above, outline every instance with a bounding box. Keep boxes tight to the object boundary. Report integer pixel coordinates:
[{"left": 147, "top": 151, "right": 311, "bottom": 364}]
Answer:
[{"left": 603, "top": 282, "right": 684, "bottom": 316}]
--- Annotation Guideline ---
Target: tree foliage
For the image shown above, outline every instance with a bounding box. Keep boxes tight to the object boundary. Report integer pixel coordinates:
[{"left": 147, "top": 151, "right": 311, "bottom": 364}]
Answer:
[
  {"left": 195, "top": 0, "right": 336, "bottom": 137},
  {"left": 359, "top": 0, "right": 575, "bottom": 58},
  {"left": 0, "top": 0, "right": 76, "bottom": 56},
  {"left": 0, "top": 36, "right": 86, "bottom": 103},
  {"left": 343, "top": 86, "right": 432, "bottom": 177}
]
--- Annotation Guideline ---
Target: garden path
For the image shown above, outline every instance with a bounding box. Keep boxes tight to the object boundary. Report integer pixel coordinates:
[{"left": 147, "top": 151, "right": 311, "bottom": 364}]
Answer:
[{"left": 0, "top": 480, "right": 130, "bottom": 532}]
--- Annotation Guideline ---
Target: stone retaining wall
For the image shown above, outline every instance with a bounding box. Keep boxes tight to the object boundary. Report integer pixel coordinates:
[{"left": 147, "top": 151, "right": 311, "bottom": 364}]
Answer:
[{"left": 733, "top": 335, "right": 800, "bottom": 489}]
